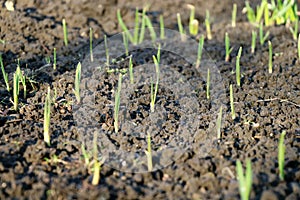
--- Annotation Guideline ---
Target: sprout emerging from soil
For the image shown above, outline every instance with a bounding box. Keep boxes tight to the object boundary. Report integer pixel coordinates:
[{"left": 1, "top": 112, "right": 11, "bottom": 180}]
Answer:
[
  {"left": 104, "top": 35, "right": 109, "bottom": 66},
  {"left": 145, "top": 132, "right": 153, "bottom": 172},
  {"left": 90, "top": 27, "right": 94, "bottom": 62},
  {"left": 278, "top": 130, "right": 286, "bottom": 181},
  {"left": 177, "top": 13, "right": 185, "bottom": 41},
  {"left": 187, "top": 4, "right": 199, "bottom": 36},
  {"left": 62, "top": 18, "right": 68, "bottom": 47},
  {"left": 268, "top": 40, "right": 273, "bottom": 74},
  {"left": 232, "top": 3, "right": 237, "bottom": 27},
  {"left": 44, "top": 87, "right": 51, "bottom": 146},
  {"left": 114, "top": 73, "right": 123, "bottom": 133},
  {"left": 92, "top": 132, "right": 101, "bottom": 185},
  {"left": 196, "top": 35, "right": 204, "bottom": 68},
  {"left": 150, "top": 52, "right": 160, "bottom": 113},
  {"left": 160, "top": 15, "right": 165, "bottom": 39},
  {"left": 230, "top": 84, "right": 236, "bottom": 120},
  {"left": 53, "top": 48, "right": 57, "bottom": 70},
  {"left": 236, "top": 47, "right": 242, "bottom": 87},
  {"left": 225, "top": 32, "right": 233, "bottom": 62},
  {"left": 122, "top": 32, "right": 129, "bottom": 56},
  {"left": 206, "top": 68, "right": 210, "bottom": 100},
  {"left": 259, "top": 23, "right": 269, "bottom": 45},
  {"left": 205, "top": 10, "right": 212, "bottom": 40},
  {"left": 0, "top": 55, "right": 10, "bottom": 92},
  {"left": 73, "top": 62, "right": 82, "bottom": 104},
  {"left": 129, "top": 56, "right": 134, "bottom": 84},
  {"left": 236, "top": 159, "right": 252, "bottom": 200},
  {"left": 251, "top": 31, "right": 257, "bottom": 54},
  {"left": 289, "top": 10, "right": 298, "bottom": 41},
  {"left": 13, "top": 71, "right": 19, "bottom": 111}
]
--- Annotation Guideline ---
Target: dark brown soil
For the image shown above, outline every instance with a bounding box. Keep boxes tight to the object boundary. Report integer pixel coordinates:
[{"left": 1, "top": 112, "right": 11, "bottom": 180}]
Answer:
[{"left": 0, "top": 0, "right": 299, "bottom": 199}]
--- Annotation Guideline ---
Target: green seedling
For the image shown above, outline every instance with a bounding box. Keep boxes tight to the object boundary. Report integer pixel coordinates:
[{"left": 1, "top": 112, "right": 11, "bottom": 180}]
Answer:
[
  {"left": 144, "top": 15, "right": 157, "bottom": 42},
  {"left": 145, "top": 132, "right": 153, "bottom": 172},
  {"left": 205, "top": 10, "right": 212, "bottom": 40},
  {"left": 150, "top": 55, "right": 160, "bottom": 113},
  {"left": 225, "top": 32, "right": 233, "bottom": 62},
  {"left": 62, "top": 18, "right": 68, "bottom": 47},
  {"left": 236, "top": 159, "right": 252, "bottom": 200},
  {"left": 53, "top": 48, "right": 57, "bottom": 70},
  {"left": 104, "top": 35, "right": 109, "bottom": 66},
  {"left": 278, "top": 130, "right": 286, "bottom": 180},
  {"left": 259, "top": 23, "right": 269, "bottom": 45},
  {"left": 92, "top": 131, "right": 101, "bottom": 185},
  {"left": 160, "top": 15, "right": 165, "bottom": 39},
  {"left": 206, "top": 68, "right": 210, "bottom": 100},
  {"left": 81, "top": 142, "right": 91, "bottom": 166},
  {"left": 251, "top": 31, "right": 257, "bottom": 53},
  {"left": 177, "top": 13, "right": 185, "bottom": 41},
  {"left": 232, "top": 3, "right": 237, "bottom": 27},
  {"left": 244, "top": 1, "right": 266, "bottom": 26},
  {"left": 187, "top": 4, "right": 199, "bottom": 36},
  {"left": 13, "top": 71, "right": 19, "bottom": 111},
  {"left": 298, "top": 33, "right": 300, "bottom": 60},
  {"left": 268, "top": 40, "right": 273, "bottom": 74},
  {"left": 0, "top": 55, "right": 10, "bottom": 92},
  {"left": 44, "top": 87, "right": 51, "bottom": 146},
  {"left": 230, "top": 84, "right": 236, "bottom": 120},
  {"left": 196, "top": 34, "right": 204, "bottom": 68},
  {"left": 90, "top": 27, "right": 94, "bottom": 62},
  {"left": 138, "top": 7, "right": 147, "bottom": 44},
  {"left": 73, "top": 62, "right": 81, "bottom": 104},
  {"left": 129, "top": 56, "right": 134, "bottom": 84},
  {"left": 45, "top": 56, "right": 51, "bottom": 64},
  {"left": 122, "top": 32, "right": 129, "bottom": 56},
  {"left": 216, "top": 106, "right": 223, "bottom": 139},
  {"left": 236, "top": 47, "right": 242, "bottom": 87},
  {"left": 19, "top": 70, "right": 26, "bottom": 99},
  {"left": 289, "top": 4, "right": 298, "bottom": 40},
  {"left": 114, "top": 73, "right": 123, "bottom": 133}
]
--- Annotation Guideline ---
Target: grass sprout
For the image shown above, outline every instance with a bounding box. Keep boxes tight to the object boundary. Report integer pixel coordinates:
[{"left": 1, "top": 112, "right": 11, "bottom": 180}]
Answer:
[
  {"left": 298, "top": 33, "right": 300, "bottom": 60},
  {"left": 206, "top": 68, "right": 210, "bottom": 100},
  {"left": 225, "top": 32, "right": 233, "bottom": 62},
  {"left": 104, "top": 35, "right": 109, "bottom": 66},
  {"left": 150, "top": 55, "right": 160, "bottom": 113},
  {"left": 177, "top": 13, "right": 185, "bottom": 41},
  {"left": 90, "top": 27, "right": 94, "bottom": 62},
  {"left": 278, "top": 130, "right": 286, "bottom": 181},
  {"left": 160, "top": 15, "right": 165, "bottom": 39},
  {"left": 236, "top": 46, "right": 242, "bottom": 87},
  {"left": 216, "top": 106, "right": 223, "bottom": 139},
  {"left": 114, "top": 73, "right": 123, "bottom": 133},
  {"left": 62, "top": 18, "right": 68, "bottom": 47},
  {"left": 145, "top": 132, "right": 153, "bottom": 172},
  {"left": 232, "top": 3, "right": 237, "bottom": 27},
  {"left": 187, "top": 4, "right": 198, "bottom": 36},
  {"left": 289, "top": 5, "right": 298, "bottom": 40},
  {"left": 230, "top": 84, "right": 236, "bottom": 120},
  {"left": 205, "top": 10, "right": 212, "bottom": 40},
  {"left": 73, "top": 62, "right": 81, "bottom": 104},
  {"left": 144, "top": 15, "right": 157, "bottom": 42},
  {"left": 92, "top": 131, "right": 101, "bottom": 185},
  {"left": 259, "top": 23, "right": 269, "bottom": 45},
  {"left": 196, "top": 35, "right": 204, "bottom": 68},
  {"left": 53, "top": 48, "right": 57, "bottom": 70},
  {"left": 122, "top": 32, "right": 129, "bottom": 56},
  {"left": 268, "top": 40, "right": 273, "bottom": 74},
  {"left": 251, "top": 31, "right": 257, "bottom": 53},
  {"left": 81, "top": 142, "right": 91, "bottom": 166},
  {"left": 236, "top": 159, "right": 252, "bottom": 200},
  {"left": 129, "top": 55, "right": 133, "bottom": 84},
  {"left": 13, "top": 71, "right": 19, "bottom": 111},
  {"left": 44, "top": 87, "right": 51, "bottom": 146},
  {"left": 0, "top": 54, "right": 10, "bottom": 92}
]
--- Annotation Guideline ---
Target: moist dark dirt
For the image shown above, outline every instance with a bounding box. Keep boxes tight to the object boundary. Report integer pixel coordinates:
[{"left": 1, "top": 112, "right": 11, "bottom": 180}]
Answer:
[{"left": 0, "top": 0, "right": 300, "bottom": 199}]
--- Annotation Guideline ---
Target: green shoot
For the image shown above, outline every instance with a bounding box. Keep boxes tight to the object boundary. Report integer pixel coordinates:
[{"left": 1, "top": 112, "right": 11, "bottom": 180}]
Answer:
[
  {"left": 268, "top": 40, "right": 273, "bottom": 74},
  {"left": 289, "top": 4, "right": 298, "bottom": 40},
  {"left": 278, "top": 130, "right": 286, "bottom": 181},
  {"left": 138, "top": 7, "right": 147, "bottom": 44},
  {"left": 133, "top": 8, "right": 139, "bottom": 45},
  {"left": 196, "top": 35, "right": 204, "bottom": 68},
  {"left": 216, "top": 106, "right": 223, "bottom": 139},
  {"left": 251, "top": 31, "right": 257, "bottom": 54},
  {"left": 160, "top": 15, "right": 165, "bottom": 39},
  {"left": 74, "top": 62, "right": 81, "bottom": 104},
  {"left": 117, "top": 9, "right": 134, "bottom": 43},
  {"left": 156, "top": 43, "right": 161, "bottom": 64},
  {"left": 122, "top": 32, "right": 129, "bottom": 56},
  {"left": 150, "top": 55, "right": 160, "bottom": 113},
  {"left": 45, "top": 56, "right": 51, "bottom": 64},
  {"left": 232, "top": 3, "right": 237, "bottom": 27},
  {"left": 81, "top": 142, "right": 90, "bottom": 166},
  {"left": 129, "top": 56, "right": 134, "bottom": 84},
  {"left": 177, "top": 13, "right": 185, "bottom": 41},
  {"left": 19, "top": 70, "right": 26, "bottom": 99},
  {"left": 188, "top": 4, "right": 198, "bottom": 36},
  {"left": 0, "top": 55, "right": 10, "bottom": 92},
  {"left": 236, "top": 159, "right": 252, "bottom": 200},
  {"left": 92, "top": 131, "right": 101, "bottom": 185},
  {"left": 62, "top": 18, "right": 68, "bottom": 47},
  {"left": 53, "top": 48, "right": 57, "bottom": 70},
  {"left": 206, "top": 68, "right": 210, "bottom": 100},
  {"left": 44, "top": 87, "right": 51, "bottom": 146},
  {"left": 230, "top": 84, "right": 236, "bottom": 120},
  {"left": 13, "top": 71, "right": 19, "bottom": 111},
  {"left": 225, "top": 32, "right": 233, "bottom": 62},
  {"left": 114, "top": 73, "right": 123, "bottom": 133},
  {"left": 144, "top": 15, "right": 157, "bottom": 42},
  {"left": 259, "top": 23, "right": 269, "bottom": 45},
  {"left": 205, "top": 10, "right": 212, "bottom": 40},
  {"left": 298, "top": 33, "right": 300, "bottom": 60},
  {"left": 145, "top": 132, "right": 153, "bottom": 172},
  {"left": 104, "top": 35, "right": 109, "bottom": 66},
  {"left": 90, "top": 27, "right": 94, "bottom": 62},
  {"left": 236, "top": 47, "right": 242, "bottom": 87}
]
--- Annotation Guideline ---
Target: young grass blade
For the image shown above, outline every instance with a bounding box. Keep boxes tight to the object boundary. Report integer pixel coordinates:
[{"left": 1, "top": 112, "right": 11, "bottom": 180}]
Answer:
[
  {"left": 156, "top": 43, "right": 161, "bottom": 64},
  {"left": 19, "top": 70, "right": 26, "bottom": 99},
  {"left": 196, "top": 35, "right": 204, "bottom": 68},
  {"left": 53, "top": 48, "right": 57, "bottom": 70},
  {"left": 206, "top": 68, "right": 210, "bottom": 100},
  {"left": 216, "top": 106, "right": 223, "bottom": 139},
  {"left": 259, "top": 23, "right": 269, "bottom": 45},
  {"left": 268, "top": 41, "right": 273, "bottom": 74},
  {"left": 122, "top": 32, "right": 129, "bottom": 56},
  {"left": 177, "top": 13, "right": 185, "bottom": 41},
  {"left": 138, "top": 7, "right": 147, "bottom": 44},
  {"left": 129, "top": 56, "right": 134, "bottom": 84},
  {"left": 278, "top": 130, "right": 286, "bottom": 181},
  {"left": 144, "top": 15, "right": 157, "bottom": 42},
  {"left": 117, "top": 9, "right": 134, "bottom": 44},
  {"left": 205, "top": 10, "right": 212, "bottom": 40},
  {"left": 13, "top": 72, "right": 19, "bottom": 111},
  {"left": 0, "top": 55, "right": 10, "bottom": 92},
  {"left": 44, "top": 87, "right": 51, "bottom": 146},
  {"left": 92, "top": 131, "right": 100, "bottom": 185},
  {"left": 160, "top": 15, "right": 165, "bottom": 39},
  {"left": 133, "top": 8, "right": 139, "bottom": 45},
  {"left": 90, "top": 27, "right": 94, "bottom": 62},
  {"left": 236, "top": 159, "right": 252, "bottom": 200},
  {"left": 104, "top": 35, "right": 109, "bottom": 66},
  {"left": 244, "top": 1, "right": 256, "bottom": 23},
  {"left": 230, "top": 84, "right": 236, "bottom": 120},
  {"left": 225, "top": 32, "right": 233, "bottom": 62},
  {"left": 62, "top": 18, "right": 68, "bottom": 47},
  {"left": 232, "top": 3, "right": 237, "bottom": 27},
  {"left": 251, "top": 31, "right": 257, "bottom": 54},
  {"left": 114, "top": 74, "right": 123, "bottom": 133},
  {"left": 289, "top": 15, "right": 298, "bottom": 41},
  {"left": 145, "top": 132, "right": 153, "bottom": 172},
  {"left": 73, "top": 62, "right": 82, "bottom": 104},
  {"left": 150, "top": 55, "right": 160, "bottom": 113},
  {"left": 298, "top": 33, "right": 300, "bottom": 60},
  {"left": 236, "top": 47, "right": 242, "bottom": 87},
  {"left": 187, "top": 4, "right": 198, "bottom": 36}
]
